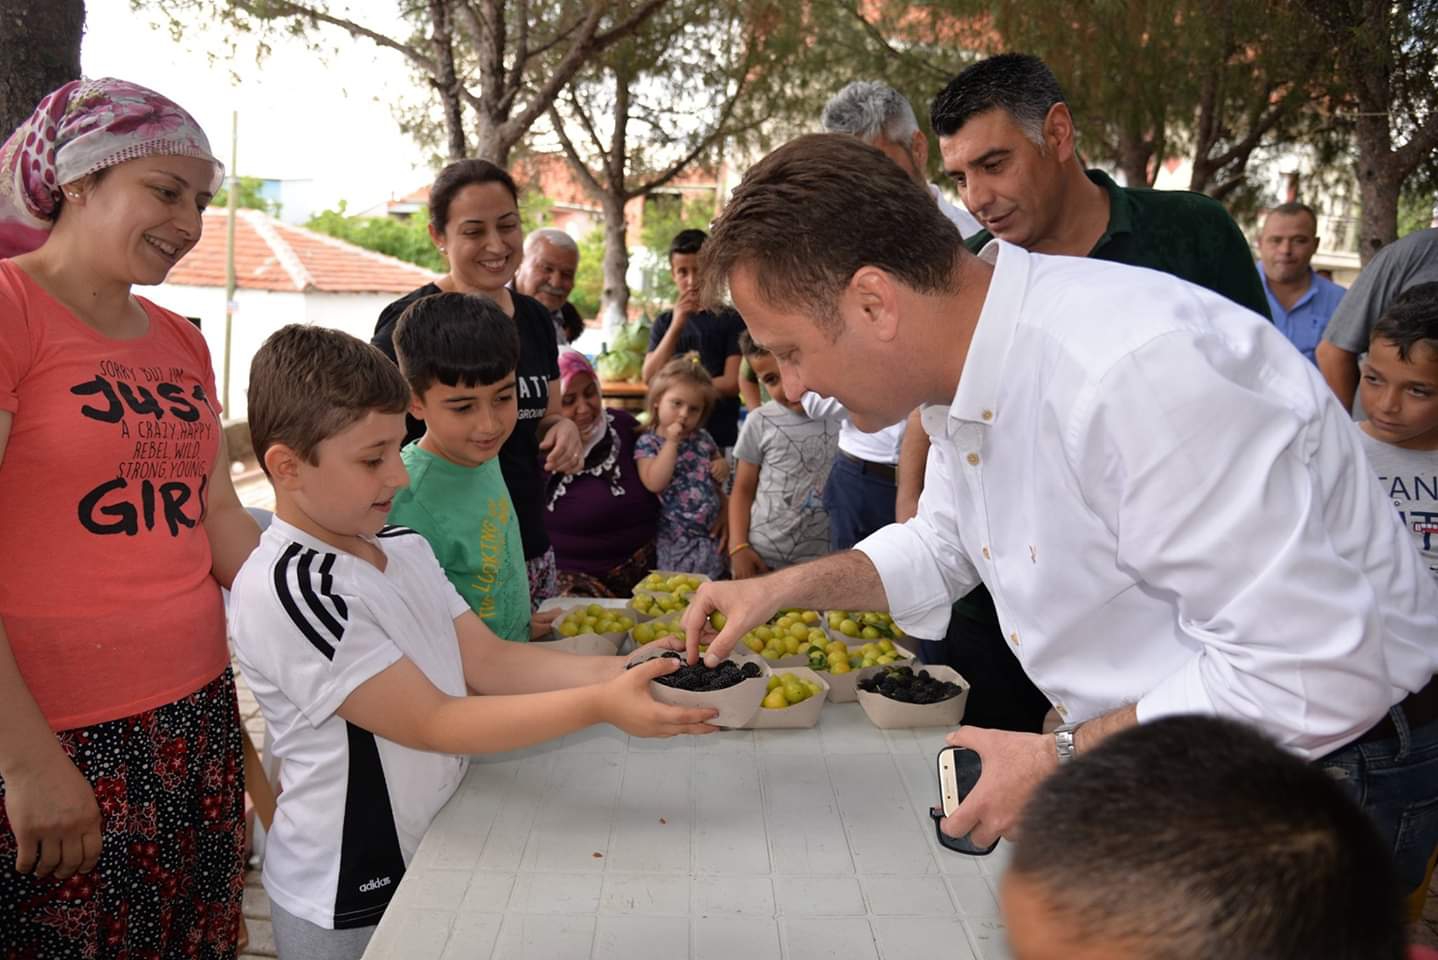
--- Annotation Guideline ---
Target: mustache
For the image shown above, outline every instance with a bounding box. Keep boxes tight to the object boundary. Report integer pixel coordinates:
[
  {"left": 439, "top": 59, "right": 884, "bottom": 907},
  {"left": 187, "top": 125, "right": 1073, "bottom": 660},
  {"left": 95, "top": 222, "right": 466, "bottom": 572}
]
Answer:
[{"left": 538, "top": 284, "right": 569, "bottom": 298}]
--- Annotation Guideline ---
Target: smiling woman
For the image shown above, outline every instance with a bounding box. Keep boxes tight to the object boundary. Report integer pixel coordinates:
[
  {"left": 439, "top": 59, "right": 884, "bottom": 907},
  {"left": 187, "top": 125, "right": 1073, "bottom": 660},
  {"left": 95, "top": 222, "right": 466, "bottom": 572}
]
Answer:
[
  {"left": 372, "top": 159, "right": 583, "bottom": 608},
  {"left": 0, "top": 78, "right": 257, "bottom": 959}
]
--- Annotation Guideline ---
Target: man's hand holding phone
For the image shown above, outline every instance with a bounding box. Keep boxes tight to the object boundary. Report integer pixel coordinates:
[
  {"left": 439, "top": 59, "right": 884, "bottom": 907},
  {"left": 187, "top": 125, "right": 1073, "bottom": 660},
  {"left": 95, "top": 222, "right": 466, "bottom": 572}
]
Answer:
[{"left": 932, "top": 726, "right": 1059, "bottom": 852}]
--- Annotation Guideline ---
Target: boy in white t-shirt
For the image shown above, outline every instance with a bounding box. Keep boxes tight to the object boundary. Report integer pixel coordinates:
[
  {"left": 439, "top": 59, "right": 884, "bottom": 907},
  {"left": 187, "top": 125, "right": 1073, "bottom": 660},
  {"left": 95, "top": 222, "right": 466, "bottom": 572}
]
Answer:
[
  {"left": 229, "top": 326, "right": 717, "bottom": 960},
  {"left": 1354, "top": 282, "right": 1438, "bottom": 919},
  {"left": 1357, "top": 282, "right": 1438, "bottom": 581}
]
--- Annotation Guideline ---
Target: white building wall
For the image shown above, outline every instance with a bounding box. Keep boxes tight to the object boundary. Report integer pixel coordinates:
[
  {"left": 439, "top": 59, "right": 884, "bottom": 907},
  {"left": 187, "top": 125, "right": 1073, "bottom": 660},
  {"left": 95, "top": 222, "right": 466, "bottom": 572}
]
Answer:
[{"left": 147, "top": 284, "right": 406, "bottom": 421}]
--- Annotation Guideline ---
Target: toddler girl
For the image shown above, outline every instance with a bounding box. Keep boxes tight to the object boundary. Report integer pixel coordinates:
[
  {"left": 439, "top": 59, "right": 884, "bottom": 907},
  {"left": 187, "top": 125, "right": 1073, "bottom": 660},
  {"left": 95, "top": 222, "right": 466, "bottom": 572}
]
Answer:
[{"left": 635, "top": 354, "right": 729, "bottom": 578}]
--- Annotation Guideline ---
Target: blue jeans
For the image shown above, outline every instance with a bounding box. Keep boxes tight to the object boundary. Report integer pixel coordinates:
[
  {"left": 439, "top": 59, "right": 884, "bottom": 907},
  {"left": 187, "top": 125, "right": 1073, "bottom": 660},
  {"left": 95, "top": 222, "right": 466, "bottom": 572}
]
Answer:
[
  {"left": 823, "top": 455, "right": 896, "bottom": 551},
  {"left": 1315, "top": 709, "right": 1438, "bottom": 896}
]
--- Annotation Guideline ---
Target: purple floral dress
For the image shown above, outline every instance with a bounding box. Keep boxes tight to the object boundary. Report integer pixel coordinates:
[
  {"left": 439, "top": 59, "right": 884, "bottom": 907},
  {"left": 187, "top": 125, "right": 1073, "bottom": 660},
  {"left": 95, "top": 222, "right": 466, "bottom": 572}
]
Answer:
[{"left": 634, "top": 428, "right": 726, "bottom": 579}]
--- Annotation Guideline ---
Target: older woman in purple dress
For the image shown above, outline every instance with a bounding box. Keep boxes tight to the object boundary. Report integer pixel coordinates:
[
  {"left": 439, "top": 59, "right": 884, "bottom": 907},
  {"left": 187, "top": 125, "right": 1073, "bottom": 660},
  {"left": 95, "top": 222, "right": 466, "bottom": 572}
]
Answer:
[{"left": 543, "top": 350, "right": 659, "bottom": 596}]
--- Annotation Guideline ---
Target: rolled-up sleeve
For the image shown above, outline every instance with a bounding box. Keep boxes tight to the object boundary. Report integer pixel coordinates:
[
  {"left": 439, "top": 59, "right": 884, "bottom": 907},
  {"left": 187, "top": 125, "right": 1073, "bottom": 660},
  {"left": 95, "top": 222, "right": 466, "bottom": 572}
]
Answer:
[
  {"left": 856, "top": 441, "right": 980, "bottom": 639},
  {"left": 1074, "top": 325, "right": 1414, "bottom": 757}
]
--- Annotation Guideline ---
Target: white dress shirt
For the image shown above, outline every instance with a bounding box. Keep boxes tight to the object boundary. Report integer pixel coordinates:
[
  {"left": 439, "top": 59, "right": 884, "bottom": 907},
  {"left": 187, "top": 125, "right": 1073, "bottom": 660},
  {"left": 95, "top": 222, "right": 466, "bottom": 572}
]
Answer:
[
  {"left": 931, "top": 184, "right": 981, "bottom": 238},
  {"left": 858, "top": 241, "right": 1438, "bottom": 758},
  {"left": 801, "top": 393, "right": 905, "bottom": 465}
]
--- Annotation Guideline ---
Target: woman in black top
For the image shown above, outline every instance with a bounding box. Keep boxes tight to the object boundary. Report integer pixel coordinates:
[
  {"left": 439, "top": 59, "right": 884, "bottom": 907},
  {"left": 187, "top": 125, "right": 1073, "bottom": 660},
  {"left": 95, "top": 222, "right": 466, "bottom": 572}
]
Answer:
[{"left": 374, "top": 159, "right": 582, "bottom": 605}]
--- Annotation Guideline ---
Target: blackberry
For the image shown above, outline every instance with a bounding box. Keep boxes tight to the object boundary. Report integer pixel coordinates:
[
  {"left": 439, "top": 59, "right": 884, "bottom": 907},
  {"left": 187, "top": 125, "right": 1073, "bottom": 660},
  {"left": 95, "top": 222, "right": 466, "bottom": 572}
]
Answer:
[{"left": 651, "top": 656, "right": 757, "bottom": 692}]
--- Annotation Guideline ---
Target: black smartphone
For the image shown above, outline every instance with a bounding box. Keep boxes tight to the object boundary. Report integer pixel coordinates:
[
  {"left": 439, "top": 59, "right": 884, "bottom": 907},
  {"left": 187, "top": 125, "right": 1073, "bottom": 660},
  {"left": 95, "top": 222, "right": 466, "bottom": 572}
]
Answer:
[{"left": 930, "top": 746, "right": 998, "bottom": 856}]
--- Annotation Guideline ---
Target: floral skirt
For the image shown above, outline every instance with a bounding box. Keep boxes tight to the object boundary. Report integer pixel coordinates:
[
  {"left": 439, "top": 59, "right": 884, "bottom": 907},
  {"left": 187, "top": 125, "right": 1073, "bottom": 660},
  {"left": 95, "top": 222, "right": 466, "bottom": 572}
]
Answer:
[{"left": 0, "top": 668, "right": 246, "bottom": 960}]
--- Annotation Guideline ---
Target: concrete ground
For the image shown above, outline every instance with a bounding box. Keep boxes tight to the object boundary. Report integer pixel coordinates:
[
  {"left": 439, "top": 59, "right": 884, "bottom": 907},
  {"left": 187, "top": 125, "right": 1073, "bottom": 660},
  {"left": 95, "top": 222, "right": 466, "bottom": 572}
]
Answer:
[{"left": 228, "top": 462, "right": 1438, "bottom": 958}]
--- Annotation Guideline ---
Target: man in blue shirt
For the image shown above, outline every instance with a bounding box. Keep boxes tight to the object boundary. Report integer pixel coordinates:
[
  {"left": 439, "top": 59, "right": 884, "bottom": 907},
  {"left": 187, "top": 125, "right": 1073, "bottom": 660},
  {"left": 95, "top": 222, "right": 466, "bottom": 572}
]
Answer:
[{"left": 1257, "top": 202, "right": 1346, "bottom": 363}]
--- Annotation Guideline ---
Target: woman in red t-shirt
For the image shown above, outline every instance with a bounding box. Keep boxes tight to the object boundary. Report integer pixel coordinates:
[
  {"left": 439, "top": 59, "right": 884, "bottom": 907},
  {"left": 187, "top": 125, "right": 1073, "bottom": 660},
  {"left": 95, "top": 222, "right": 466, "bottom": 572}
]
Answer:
[{"left": 0, "top": 79, "right": 260, "bottom": 959}]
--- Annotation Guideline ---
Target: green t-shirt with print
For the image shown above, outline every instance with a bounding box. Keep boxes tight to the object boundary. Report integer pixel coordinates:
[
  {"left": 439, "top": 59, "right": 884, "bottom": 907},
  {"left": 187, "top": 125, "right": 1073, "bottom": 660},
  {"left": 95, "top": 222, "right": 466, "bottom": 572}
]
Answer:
[{"left": 390, "top": 443, "right": 531, "bottom": 643}]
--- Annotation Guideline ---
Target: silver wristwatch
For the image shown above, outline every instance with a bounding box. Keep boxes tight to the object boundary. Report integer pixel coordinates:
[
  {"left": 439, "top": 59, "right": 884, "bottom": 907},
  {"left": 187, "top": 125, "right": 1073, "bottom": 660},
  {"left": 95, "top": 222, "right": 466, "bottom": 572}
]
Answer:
[{"left": 1053, "top": 723, "right": 1080, "bottom": 765}]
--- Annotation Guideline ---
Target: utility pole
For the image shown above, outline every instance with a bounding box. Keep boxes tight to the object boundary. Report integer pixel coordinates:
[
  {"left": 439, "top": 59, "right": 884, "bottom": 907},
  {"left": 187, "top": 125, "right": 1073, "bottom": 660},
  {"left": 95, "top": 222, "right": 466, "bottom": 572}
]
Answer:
[{"left": 223, "top": 110, "right": 237, "bottom": 414}]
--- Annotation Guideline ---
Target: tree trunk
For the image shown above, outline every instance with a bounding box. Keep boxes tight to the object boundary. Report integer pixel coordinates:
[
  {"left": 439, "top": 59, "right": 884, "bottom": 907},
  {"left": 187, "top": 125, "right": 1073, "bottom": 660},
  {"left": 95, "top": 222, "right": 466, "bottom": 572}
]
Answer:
[
  {"left": 1115, "top": 131, "right": 1154, "bottom": 188},
  {"left": 427, "top": 0, "right": 468, "bottom": 161},
  {"left": 1354, "top": 120, "right": 1401, "bottom": 265},
  {"left": 599, "top": 192, "right": 630, "bottom": 328},
  {"left": 0, "top": 0, "right": 85, "bottom": 140}
]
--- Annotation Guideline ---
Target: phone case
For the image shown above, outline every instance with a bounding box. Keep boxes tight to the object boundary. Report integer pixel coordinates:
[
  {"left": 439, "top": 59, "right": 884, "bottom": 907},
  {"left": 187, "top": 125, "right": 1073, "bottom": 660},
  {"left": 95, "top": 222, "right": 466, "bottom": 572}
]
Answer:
[{"left": 931, "top": 747, "right": 998, "bottom": 856}]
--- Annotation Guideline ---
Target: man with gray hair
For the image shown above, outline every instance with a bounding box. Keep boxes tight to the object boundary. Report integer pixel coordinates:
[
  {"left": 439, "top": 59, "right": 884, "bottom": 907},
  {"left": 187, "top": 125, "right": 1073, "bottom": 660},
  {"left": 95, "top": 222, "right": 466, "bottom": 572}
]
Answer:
[
  {"left": 515, "top": 227, "right": 583, "bottom": 344},
  {"left": 821, "top": 79, "right": 980, "bottom": 237}
]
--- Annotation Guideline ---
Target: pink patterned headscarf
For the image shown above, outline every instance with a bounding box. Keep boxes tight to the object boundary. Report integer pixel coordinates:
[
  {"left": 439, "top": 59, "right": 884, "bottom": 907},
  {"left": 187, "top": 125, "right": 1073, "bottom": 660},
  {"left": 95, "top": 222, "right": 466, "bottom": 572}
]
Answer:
[
  {"left": 557, "top": 347, "right": 598, "bottom": 393},
  {"left": 0, "top": 78, "right": 223, "bottom": 258}
]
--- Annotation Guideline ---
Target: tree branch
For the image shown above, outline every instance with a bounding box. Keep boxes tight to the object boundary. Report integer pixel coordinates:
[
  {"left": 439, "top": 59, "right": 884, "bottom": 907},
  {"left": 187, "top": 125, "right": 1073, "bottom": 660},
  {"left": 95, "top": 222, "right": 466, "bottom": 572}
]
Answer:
[
  {"left": 230, "top": 0, "right": 436, "bottom": 74},
  {"left": 548, "top": 102, "right": 608, "bottom": 200},
  {"left": 843, "top": 4, "right": 954, "bottom": 81}
]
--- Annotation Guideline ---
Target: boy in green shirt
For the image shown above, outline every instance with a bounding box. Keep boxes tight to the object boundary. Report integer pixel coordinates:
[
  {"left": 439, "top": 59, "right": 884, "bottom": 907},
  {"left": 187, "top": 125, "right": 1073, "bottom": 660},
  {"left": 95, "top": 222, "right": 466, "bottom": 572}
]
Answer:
[{"left": 389, "top": 292, "right": 534, "bottom": 642}]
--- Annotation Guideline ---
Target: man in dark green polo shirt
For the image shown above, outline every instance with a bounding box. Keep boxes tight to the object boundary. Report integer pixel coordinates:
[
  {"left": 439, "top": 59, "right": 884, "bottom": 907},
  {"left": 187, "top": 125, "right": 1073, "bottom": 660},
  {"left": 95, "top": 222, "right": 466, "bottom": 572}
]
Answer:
[{"left": 898, "top": 53, "right": 1270, "bottom": 733}]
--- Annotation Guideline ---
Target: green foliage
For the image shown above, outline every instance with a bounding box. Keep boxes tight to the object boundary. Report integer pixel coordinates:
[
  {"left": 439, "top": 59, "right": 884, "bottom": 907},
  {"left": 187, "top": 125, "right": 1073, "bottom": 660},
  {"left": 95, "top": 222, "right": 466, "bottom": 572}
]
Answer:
[
  {"left": 569, "top": 226, "right": 606, "bottom": 321},
  {"left": 636, "top": 193, "right": 713, "bottom": 310},
  {"left": 213, "top": 176, "right": 278, "bottom": 216},
  {"left": 1398, "top": 184, "right": 1437, "bottom": 239},
  {"left": 305, "top": 203, "right": 445, "bottom": 272},
  {"left": 303, "top": 188, "right": 556, "bottom": 275},
  {"left": 520, "top": 189, "right": 555, "bottom": 236}
]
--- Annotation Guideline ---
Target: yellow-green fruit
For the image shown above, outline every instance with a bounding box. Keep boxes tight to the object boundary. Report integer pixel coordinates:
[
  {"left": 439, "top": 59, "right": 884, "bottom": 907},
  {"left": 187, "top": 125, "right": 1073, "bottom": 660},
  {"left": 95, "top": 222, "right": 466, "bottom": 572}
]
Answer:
[
  {"left": 633, "top": 624, "right": 655, "bottom": 644},
  {"left": 767, "top": 676, "right": 784, "bottom": 691},
  {"left": 830, "top": 660, "right": 851, "bottom": 674},
  {"left": 839, "top": 619, "right": 860, "bottom": 637},
  {"left": 762, "top": 689, "right": 789, "bottom": 710},
  {"left": 743, "top": 634, "right": 765, "bottom": 653},
  {"left": 787, "top": 622, "right": 808, "bottom": 640},
  {"left": 709, "top": 611, "right": 727, "bottom": 631},
  {"left": 878, "top": 639, "right": 895, "bottom": 653},
  {"left": 783, "top": 636, "right": 800, "bottom": 655},
  {"left": 861, "top": 626, "right": 881, "bottom": 640},
  {"left": 801, "top": 610, "right": 819, "bottom": 624},
  {"left": 761, "top": 648, "right": 781, "bottom": 661},
  {"left": 559, "top": 623, "right": 579, "bottom": 637}
]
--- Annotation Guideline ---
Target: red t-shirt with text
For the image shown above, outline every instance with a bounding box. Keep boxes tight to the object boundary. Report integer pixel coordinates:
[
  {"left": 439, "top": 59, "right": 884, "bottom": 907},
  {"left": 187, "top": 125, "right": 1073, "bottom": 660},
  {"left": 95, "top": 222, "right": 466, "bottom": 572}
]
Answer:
[{"left": 0, "top": 260, "right": 227, "bottom": 730}]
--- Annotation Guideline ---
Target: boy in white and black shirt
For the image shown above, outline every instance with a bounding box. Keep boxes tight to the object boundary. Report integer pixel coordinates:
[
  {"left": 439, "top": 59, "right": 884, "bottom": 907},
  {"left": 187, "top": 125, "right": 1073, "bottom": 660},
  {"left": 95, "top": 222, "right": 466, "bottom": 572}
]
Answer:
[{"left": 230, "top": 324, "right": 718, "bottom": 960}]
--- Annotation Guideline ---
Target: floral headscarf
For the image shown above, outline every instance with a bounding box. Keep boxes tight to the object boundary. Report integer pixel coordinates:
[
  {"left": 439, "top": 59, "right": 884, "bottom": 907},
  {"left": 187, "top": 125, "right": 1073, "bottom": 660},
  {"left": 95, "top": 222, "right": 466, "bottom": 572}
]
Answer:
[
  {"left": 548, "top": 349, "right": 628, "bottom": 509},
  {"left": 0, "top": 78, "right": 223, "bottom": 258}
]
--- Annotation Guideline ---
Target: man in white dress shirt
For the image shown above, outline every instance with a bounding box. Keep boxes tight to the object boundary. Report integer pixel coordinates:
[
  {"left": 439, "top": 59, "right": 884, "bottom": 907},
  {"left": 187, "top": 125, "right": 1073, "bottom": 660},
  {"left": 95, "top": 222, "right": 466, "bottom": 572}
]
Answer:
[{"left": 681, "top": 134, "right": 1438, "bottom": 882}]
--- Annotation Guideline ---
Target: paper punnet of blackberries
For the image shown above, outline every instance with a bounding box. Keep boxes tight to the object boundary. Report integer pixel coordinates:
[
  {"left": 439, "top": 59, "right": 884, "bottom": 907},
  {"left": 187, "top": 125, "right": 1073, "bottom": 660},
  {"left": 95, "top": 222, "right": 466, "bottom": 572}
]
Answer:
[
  {"left": 859, "top": 666, "right": 962, "bottom": 705},
  {"left": 629, "top": 651, "right": 762, "bottom": 691}
]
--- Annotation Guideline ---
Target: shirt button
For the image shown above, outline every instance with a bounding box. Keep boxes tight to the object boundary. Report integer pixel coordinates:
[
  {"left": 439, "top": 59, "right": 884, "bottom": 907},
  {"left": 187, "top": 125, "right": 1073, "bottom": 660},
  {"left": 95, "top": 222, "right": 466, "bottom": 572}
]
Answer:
[
  {"left": 982, "top": 546, "right": 991, "bottom": 559},
  {"left": 981, "top": 409, "right": 994, "bottom": 421},
  {"left": 1009, "top": 631, "right": 1020, "bottom": 647},
  {"left": 966, "top": 452, "right": 981, "bottom": 466}
]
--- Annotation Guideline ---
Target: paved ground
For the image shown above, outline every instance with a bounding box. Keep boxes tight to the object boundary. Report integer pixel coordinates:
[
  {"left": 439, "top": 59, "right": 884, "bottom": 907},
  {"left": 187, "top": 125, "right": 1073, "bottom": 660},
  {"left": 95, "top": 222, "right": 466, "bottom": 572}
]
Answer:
[{"left": 228, "top": 465, "right": 1438, "bottom": 957}]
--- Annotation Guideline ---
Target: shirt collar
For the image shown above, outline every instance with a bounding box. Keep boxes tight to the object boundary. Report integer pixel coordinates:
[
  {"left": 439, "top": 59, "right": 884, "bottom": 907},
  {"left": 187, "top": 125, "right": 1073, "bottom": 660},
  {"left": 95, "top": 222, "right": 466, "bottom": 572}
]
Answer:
[
  {"left": 1086, "top": 168, "right": 1132, "bottom": 252},
  {"left": 922, "top": 239, "right": 1028, "bottom": 437},
  {"left": 1258, "top": 267, "right": 1321, "bottom": 311}
]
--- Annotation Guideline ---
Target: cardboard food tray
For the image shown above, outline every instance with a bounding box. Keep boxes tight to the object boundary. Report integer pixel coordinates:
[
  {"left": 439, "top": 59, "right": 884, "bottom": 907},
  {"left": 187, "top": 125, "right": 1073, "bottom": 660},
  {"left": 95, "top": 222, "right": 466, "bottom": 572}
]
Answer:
[
  {"left": 740, "top": 667, "right": 830, "bottom": 729},
  {"left": 545, "top": 601, "right": 643, "bottom": 647},
  {"left": 823, "top": 644, "right": 917, "bottom": 703},
  {"left": 857, "top": 665, "right": 969, "bottom": 728},
  {"left": 628, "top": 646, "right": 768, "bottom": 728}
]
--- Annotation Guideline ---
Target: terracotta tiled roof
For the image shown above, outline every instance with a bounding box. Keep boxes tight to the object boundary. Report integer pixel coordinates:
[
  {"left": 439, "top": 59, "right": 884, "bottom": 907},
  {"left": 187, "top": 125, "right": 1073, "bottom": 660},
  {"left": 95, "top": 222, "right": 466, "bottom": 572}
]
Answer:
[{"left": 167, "top": 209, "right": 439, "bottom": 293}]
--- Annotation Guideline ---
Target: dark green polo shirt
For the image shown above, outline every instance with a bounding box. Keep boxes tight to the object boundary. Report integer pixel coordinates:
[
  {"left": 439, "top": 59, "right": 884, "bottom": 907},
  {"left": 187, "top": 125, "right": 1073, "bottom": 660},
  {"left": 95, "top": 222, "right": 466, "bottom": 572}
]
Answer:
[
  {"left": 964, "top": 169, "right": 1271, "bottom": 319},
  {"left": 952, "top": 169, "right": 1269, "bottom": 630}
]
